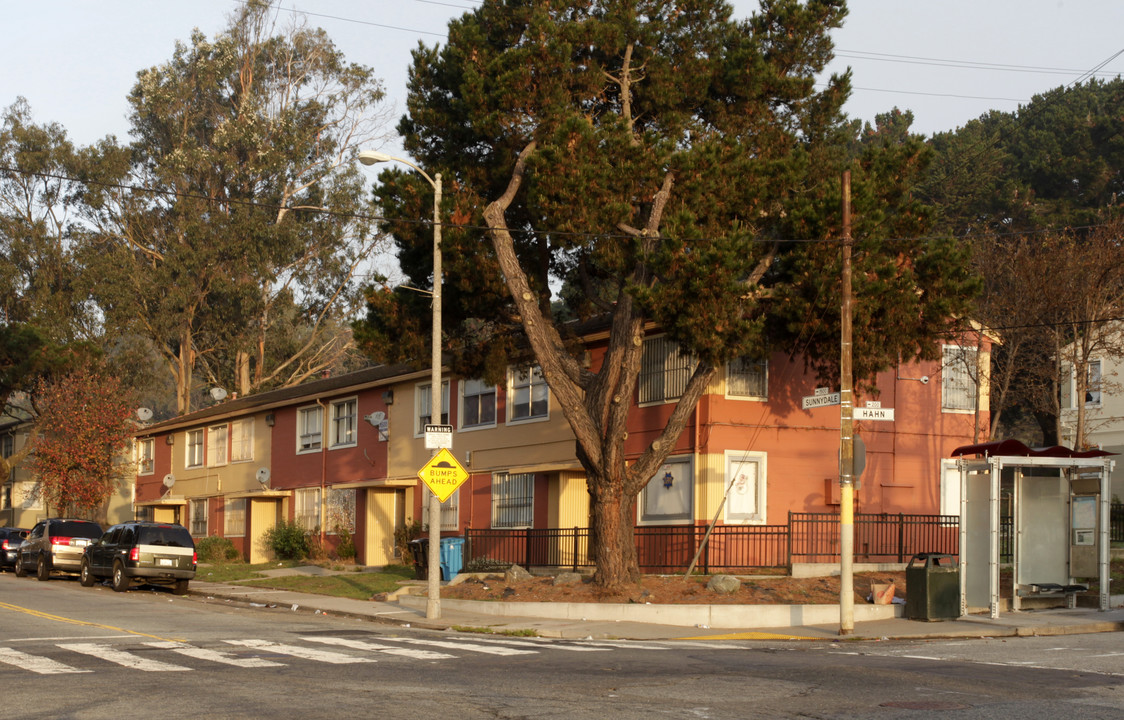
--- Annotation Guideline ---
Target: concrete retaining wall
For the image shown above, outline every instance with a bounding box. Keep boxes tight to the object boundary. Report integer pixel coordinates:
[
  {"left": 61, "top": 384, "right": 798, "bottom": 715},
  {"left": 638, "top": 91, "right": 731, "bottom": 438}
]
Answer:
[{"left": 397, "top": 595, "right": 902, "bottom": 629}]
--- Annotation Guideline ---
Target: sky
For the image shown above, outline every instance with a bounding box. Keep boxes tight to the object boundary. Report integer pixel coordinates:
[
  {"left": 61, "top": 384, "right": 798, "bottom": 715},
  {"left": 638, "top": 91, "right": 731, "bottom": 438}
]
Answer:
[{"left": 4, "top": 0, "right": 1124, "bottom": 155}]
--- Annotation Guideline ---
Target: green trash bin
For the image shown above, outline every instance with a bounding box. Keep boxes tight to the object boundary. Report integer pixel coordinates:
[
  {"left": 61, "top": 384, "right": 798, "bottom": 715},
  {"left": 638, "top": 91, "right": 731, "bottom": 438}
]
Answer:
[{"left": 905, "top": 553, "right": 960, "bottom": 621}]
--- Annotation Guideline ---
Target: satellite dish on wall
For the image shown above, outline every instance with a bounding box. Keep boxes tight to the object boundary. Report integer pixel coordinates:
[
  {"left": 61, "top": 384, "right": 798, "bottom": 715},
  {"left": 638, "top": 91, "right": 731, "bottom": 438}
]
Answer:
[
  {"left": 136, "top": 407, "right": 153, "bottom": 422},
  {"left": 256, "top": 467, "right": 271, "bottom": 487},
  {"left": 210, "top": 387, "right": 228, "bottom": 402},
  {"left": 365, "top": 411, "right": 386, "bottom": 427},
  {"left": 162, "top": 473, "right": 176, "bottom": 489}
]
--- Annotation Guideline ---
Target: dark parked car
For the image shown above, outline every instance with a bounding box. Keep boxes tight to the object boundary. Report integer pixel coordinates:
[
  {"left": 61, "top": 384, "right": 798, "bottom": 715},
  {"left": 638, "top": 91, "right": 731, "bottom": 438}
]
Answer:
[
  {"left": 0, "top": 527, "right": 29, "bottom": 571},
  {"left": 14, "top": 519, "right": 103, "bottom": 580},
  {"left": 81, "top": 522, "right": 196, "bottom": 594}
]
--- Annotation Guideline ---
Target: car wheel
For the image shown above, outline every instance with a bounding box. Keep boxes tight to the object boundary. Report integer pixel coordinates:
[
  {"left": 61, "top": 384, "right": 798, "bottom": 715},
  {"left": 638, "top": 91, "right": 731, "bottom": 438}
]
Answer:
[
  {"left": 173, "top": 579, "right": 189, "bottom": 596},
  {"left": 14, "top": 556, "right": 27, "bottom": 578},
  {"left": 80, "top": 559, "right": 97, "bottom": 587},
  {"left": 111, "top": 562, "right": 129, "bottom": 593},
  {"left": 36, "top": 555, "right": 50, "bottom": 581}
]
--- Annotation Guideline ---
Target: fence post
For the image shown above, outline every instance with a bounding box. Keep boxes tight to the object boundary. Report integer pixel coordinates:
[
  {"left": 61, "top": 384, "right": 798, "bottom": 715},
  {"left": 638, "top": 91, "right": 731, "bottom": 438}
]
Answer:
[
  {"left": 897, "top": 513, "right": 905, "bottom": 563},
  {"left": 572, "top": 527, "right": 579, "bottom": 572},
  {"left": 524, "top": 529, "right": 531, "bottom": 569},
  {"left": 787, "top": 511, "right": 793, "bottom": 569}
]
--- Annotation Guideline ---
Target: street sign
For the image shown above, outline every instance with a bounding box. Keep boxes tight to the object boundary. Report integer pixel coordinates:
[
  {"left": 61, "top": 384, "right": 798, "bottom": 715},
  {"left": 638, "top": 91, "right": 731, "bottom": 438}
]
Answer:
[
  {"left": 855, "top": 407, "right": 895, "bottom": 421},
  {"left": 417, "top": 447, "right": 469, "bottom": 501},
  {"left": 424, "top": 424, "right": 454, "bottom": 449},
  {"left": 801, "top": 392, "right": 841, "bottom": 410}
]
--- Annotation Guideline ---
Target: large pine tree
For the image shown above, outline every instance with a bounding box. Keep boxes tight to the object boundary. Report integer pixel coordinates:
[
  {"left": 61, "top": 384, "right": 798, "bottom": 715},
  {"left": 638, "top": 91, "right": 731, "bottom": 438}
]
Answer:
[{"left": 358, "top": 0, "right": 976, "bottom": 590}]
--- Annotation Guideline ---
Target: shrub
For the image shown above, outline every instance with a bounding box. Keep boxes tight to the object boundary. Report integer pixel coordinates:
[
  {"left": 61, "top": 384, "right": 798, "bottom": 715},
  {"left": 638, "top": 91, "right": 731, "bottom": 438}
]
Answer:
[
  {"left": 335, "top": 526, "right": 356, "bottom": 561},
  {"left": 195, "top": 536, "right": 240, "bottom": 563},
  {"left": 394, "top": 519, "right": 423, "bottom": 565},
  {"left": 264, "top": 520, "right": 310, "bottom": 560}
]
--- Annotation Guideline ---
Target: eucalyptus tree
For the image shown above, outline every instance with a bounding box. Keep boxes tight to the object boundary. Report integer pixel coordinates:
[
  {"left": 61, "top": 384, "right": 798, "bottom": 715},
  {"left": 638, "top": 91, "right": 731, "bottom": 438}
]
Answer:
[{"left": 84, "top": 3, "right": 391, "bottom": 413}]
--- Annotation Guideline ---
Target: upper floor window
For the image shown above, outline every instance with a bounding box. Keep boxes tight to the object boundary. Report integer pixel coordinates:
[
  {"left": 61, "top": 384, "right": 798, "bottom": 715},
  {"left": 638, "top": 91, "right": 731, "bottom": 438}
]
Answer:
[
  {"left": 231, "top": 419, "right": 254, "bottom": 462},
  {"left": 416, "top": 380, "right": 450, "bottom": 434},
  {"left": 297, "top": 405, "right": 323, "bottom": 453},
  {"left": 941, "top": 345, "right": 978, "bottom": 412},
  {"left": 1061, "top": 359, "right": 1103, "bottom": 409},
  {"left": 207, "top": 424, "right": 228, "bottom": 467},
  {"left": 509, "top": 365, "right": 548, "bottom": 422},
  {"left": 639, "top": 335, "right": 695, "bottom": 404},
  {"left": 492, "top": 471, "right": 534, "bottom": 528},
  {"left": 137, "top": 438, "right": 155, "bottom": 475},
  {"left": 461, "top": 379, "right": 497, "bottom": 429},
  {"left": 185, "top": 429, "right": 204, "bottom": 469},
  {"left": 331, "top": 398, "right": 358, "bottom": 447},
  {"left": 726, "top": 357, "right": 768, "bottom": 400}
]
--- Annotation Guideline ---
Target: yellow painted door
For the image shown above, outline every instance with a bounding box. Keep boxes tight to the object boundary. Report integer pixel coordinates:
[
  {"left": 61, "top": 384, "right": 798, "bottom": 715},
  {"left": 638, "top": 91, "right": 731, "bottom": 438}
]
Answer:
[
  {"left": 365, "top": 490, "right": 399, "bottom": 566},
  {"left": 249, "top": 499, "right": 281, "bottom": 564}
]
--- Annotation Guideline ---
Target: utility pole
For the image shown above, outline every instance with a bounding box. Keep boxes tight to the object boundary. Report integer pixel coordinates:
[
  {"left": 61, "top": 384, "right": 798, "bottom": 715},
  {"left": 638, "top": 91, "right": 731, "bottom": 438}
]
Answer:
[{"left": 839, "top": 170, "right": 855, "bottom": 636}]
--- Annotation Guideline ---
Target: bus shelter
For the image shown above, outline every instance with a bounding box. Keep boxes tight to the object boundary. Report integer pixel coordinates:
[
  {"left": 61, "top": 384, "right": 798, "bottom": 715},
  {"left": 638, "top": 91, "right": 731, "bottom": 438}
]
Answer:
[{"left": 951, "top": 440, "right": 1115, "bottom": 619}]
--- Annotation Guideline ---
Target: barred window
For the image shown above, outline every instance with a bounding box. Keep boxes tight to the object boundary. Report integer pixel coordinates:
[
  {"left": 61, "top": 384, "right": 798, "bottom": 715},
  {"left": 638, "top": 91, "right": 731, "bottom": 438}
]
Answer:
[
  {"left": 422, "top": 488, "right": 459, "bottom": 531},
  {"left": 639, "top": 336, "right": 695, "bottom": 404},
  {"left": 942, "top": 345, "right": 978, "bottom": 412},
  {"left": 492, "top": 472, "right": 534, "bottom": 528},
  {"left": 189, "top": 498, "right": 208, "bottom": 536},
  {"left": 727, "top": 357, "right": 768, "bottom": 399}
]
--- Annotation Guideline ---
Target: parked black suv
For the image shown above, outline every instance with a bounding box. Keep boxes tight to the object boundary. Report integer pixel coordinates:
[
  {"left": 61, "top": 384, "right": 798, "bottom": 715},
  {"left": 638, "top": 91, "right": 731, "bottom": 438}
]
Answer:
[
  {"left": 0, "top": 527, "right": 29, "bottom": 571},
  {"left": 15, "top": 519, "right": 103, "bottom": 580},
  {"left": 80, "top": 522, "right": 196, "bottom": 594}
]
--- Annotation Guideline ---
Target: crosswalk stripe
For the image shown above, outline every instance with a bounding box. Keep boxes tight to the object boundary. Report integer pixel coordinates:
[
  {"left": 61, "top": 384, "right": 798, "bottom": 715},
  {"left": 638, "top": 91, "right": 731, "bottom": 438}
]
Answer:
[
  {"left": 225, "top": 639, "right": 375, "bottom": 664},
  {"left": 57, "top": 643, "right": 190, "bottom": 672},
  {"left": 300, "top": 636, "right": 455, "bottom": 660},
  {"left": 0, "top": 646, "right": 90, "bottom": 675},
  {"left": 568, "top": 640, "right": 671, "bottom": 650},
  {"left": 375, "top": 637, "right": 537, "bottom": 656},
  {"left": 461, "top": 637, "right": 608, "bottom": 652},
  {"left": 144, "top": 641, "right": 286, "bottom": 668}
]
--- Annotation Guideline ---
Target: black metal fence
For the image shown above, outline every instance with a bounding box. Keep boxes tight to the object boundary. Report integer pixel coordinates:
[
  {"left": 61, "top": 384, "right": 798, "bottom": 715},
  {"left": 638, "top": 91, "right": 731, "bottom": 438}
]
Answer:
[{"left": 465, "top": 504, "right": 1124, "bottom": 574}]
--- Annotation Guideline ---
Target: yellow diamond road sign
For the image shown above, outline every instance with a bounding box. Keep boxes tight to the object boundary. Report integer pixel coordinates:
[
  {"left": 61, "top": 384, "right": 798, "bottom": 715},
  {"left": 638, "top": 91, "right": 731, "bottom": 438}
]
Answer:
[{"left": 418, "top": 447, "right": 469, "bottom": 502}]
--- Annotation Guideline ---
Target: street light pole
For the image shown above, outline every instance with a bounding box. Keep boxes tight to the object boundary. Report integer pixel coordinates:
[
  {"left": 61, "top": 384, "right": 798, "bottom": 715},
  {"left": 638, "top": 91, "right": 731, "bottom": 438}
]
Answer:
[{"left": 358, "top": 150, "right": 443, "bottom": 620}]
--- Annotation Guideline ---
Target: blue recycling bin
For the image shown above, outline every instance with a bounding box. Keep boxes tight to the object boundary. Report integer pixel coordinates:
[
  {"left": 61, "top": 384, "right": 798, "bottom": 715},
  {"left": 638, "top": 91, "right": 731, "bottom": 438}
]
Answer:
[{"left": 439, "top": 537, "right": 465, "bottom": 580}]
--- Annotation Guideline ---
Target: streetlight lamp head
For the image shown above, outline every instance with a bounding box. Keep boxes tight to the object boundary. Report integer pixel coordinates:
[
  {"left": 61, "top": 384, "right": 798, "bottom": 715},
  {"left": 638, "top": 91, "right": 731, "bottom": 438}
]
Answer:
[{"left": 358, "top": 150, "right": 393, "bottom": 166}]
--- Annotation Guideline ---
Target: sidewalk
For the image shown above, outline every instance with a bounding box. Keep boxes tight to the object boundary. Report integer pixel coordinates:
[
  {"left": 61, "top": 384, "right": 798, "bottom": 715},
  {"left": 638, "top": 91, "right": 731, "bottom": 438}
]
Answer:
[{"left": 186, "top": 573, "right": 1124, "bottom": 642}]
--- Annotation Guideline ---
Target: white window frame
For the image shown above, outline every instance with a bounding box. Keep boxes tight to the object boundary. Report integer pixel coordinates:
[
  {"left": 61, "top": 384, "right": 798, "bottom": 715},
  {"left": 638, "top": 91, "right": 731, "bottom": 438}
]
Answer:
[
  {"left": 189, "top": 498, "right": 208, "bottom": 537},
  {"left": 185, "top": 429, "right": 204, "bottom": 469},
  {"left": 294, "top": 488, "right": 321, "bottom": 532},
  {"left": 508, "top": 365, "right": 549, "bottom": 423},
  {"left": 415, "top": 380, "right": 450, "bottom": 435},
  {"left": 726, "top": 356, "right": 768, "bottom": 400},
  {"left": 422, "top": 487, "right": 460, "bottom": 531},
  {"left": 723, "top": 451, "right": 767, "bottom": 525},
  {"left": 207, "top": 424, "right": 229, "bottom": 468},
  {"left": 230, "top": 419, "right": 254, "bottom": 463},
  {"left": 941, "top": 344, "right": 978, "bottom": 413},
  {"left": 330, "top": 398, "right": 358, "bottom": 448},
  {"left": 492, "top": 472, "right": 534, "bottom": 528},
  {"left": 639, "top": 335, "right": 696, "bottom": 405},
  {"left": 1086, "top": 359, "right": 1103, "bottom": 407},
  {"left": 639, "top": 456, "right": 694, "bottom": 525},
  {"left": 224, "top": 498, "right": 246, "bottom": 537},
  {"left": 297, "top": 405, "right": 323, "bottom": 453},
  {"left": 460, "top": 378, "right": 497, "bottom": 430},
  {"left": 137, "top": 438, "right": 155, "bottom": 476}
]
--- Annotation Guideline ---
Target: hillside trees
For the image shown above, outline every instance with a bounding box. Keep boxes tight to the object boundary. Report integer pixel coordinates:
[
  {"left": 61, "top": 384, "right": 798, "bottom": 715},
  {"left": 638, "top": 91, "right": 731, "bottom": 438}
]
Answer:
[
  {"left": 81, "top": 2, "right": 391, "bottom": 413},
  {"left": 357, "top": 0, "right": 977, "bottom": 590}
]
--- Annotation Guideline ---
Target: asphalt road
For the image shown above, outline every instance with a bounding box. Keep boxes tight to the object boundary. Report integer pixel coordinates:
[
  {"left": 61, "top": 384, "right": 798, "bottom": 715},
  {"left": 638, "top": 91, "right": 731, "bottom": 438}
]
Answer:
[{"left": 2, "top": 572, "right": 1123, "bottom": 719}]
